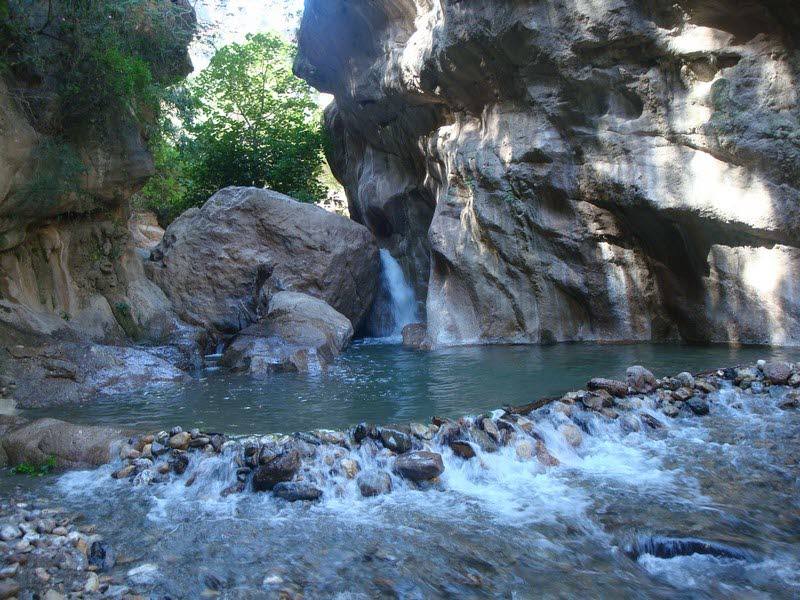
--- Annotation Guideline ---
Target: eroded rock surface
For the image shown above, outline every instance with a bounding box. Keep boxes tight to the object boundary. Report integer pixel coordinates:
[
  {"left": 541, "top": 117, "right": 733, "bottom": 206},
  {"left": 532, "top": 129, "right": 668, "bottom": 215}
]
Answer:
[
  {"left": 147, "top": 187, "right": 380, "bottom": 335},
  {"left": 296, "top": 0, "right": 800, "bottom": 347},
  {"left": 221, "top": 291, "right": 354, "bottom": 374}
]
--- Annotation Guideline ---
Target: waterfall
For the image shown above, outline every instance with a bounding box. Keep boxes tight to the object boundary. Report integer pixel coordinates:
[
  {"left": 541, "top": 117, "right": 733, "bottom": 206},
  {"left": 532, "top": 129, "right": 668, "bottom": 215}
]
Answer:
[{"left": 368, "top": 249, "right": 419, "bottom": 338}]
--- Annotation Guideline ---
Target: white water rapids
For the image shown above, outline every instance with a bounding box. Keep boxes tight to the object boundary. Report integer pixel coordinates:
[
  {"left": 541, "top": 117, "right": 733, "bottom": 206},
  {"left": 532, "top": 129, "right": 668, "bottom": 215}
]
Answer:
[{"left": 50, "top": 382, "right": 800, "bottom": 598}]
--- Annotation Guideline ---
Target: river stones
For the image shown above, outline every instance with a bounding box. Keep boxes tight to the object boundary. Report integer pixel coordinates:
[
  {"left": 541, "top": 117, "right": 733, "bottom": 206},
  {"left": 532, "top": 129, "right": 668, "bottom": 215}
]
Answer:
[
  {"left": 88, "top": 541, "right": 115, "bottom": 572},
  {"left": 588, "top": 378, "right": 628, "bottom": 397},
  {"left": 535, "top": 441, "right": 559, "bottom": 467},
  {"left": 340, "top": 458, "right": 360, "bottom": 478},
  {"left": 627, "top": 366, "right": 656, "bottom": 393},
  {"left": 672, "top": 387, "right": 694, "bottom": 402},
  {"left": 762, "top": 361, "right": 792, "bottom": 384},
  {"left": 272, "top": 482, "right": 323, "bottom": 502},
  {"left": 358, "top": 470, "right": 393, "bottom": 497},
  {"left": 661, "top": 403, "right": 680, "bottom": 418},
  {"left": 620, "top": 414, "right": 641, "bottom": 433},
  {"left": 379, "top": 428, "right": 412, "bottom": 454},
  {"left": 393, "top": 451, "right": 444, "bottom": 482},
  {"left": 0, "top": 525, "right": 20, "bottom": 541},
  {"left": 449, "top": 440, "right": 476, "bottom": 460},
  {"left": 127, "top": 563, "right": 161, "bottom": 586},
  {"left": 168, "top": 453, "right": 189, "bottom": 475},
  {"left": 558, "top": 423, "right": 583, "bottom": 447},
  {"left": 778, "top": 390, "right": 799, "bottom": 410},
  {"left": 687, "top": 398, "right": 710, "bottom": 416},
  {"left": 168, "top": 431, "right": 191, "bottom": 450},
  {"left": 252, "top": 450, "right": 301, "bottom": 492}
]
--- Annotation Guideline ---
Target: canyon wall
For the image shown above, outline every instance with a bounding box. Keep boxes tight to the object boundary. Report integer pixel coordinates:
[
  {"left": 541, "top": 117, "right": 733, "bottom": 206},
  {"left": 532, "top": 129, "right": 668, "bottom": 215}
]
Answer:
[{"left": 296, "top": 0, "right": 800, "bottom": 346}]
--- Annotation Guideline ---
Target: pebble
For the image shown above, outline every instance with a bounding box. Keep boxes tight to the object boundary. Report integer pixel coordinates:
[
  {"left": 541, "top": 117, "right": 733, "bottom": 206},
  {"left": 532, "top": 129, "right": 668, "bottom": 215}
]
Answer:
[
  {"left": 0, "top": 525, "right": 20, "bottom": 542},
  {"left": 127, "top": 563, "right": 161, "bottom": 585}
]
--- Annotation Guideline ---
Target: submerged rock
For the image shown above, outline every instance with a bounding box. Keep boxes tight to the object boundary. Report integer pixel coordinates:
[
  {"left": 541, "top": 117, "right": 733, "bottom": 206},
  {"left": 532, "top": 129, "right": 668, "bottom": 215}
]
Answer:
[
  {"left": 625, "top": 535, "right": 752, "bottom": 561},
  {"left": 358, "top": 470, "right": 393, "bottom": 497},
  {"left": 272, "top": 482, "right": 323, "bottom": 502},
  {"left": 393, "top": 451, "right": 444, "bottom": 482}
]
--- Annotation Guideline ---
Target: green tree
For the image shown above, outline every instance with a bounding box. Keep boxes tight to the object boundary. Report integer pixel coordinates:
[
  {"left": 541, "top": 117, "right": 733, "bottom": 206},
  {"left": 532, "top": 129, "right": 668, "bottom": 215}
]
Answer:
[{"left": 182, "top": 32, "right": 326, "bottom": 206}]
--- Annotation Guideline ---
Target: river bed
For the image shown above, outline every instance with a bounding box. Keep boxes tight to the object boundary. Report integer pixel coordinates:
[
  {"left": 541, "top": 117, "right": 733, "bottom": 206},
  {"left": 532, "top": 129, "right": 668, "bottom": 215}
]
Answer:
[{"left": 2, "top": 345, "right": 799, "bottom": 598}]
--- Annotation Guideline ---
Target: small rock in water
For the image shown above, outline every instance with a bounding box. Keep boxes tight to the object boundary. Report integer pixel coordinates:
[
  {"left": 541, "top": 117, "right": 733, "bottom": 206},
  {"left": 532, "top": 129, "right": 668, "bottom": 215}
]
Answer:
[
  {"left": 170, "top": 426, "right": 183, "bottom": 436},
  {"left": 150, "top": 441, "right": 169, "bottom": 457},
  {"left": 0, "top": 581, "right": 19, "bottom": 598},
  {"left": 588, "top": 378, "right": 628, "bottom": 397},
  {"left": 626, "top": 365, "right": 656, "bottom": 393},
  {"left": 169, "top": 453, "right": 190, "bottom": 475},
  {"left": 393, "top": 451, "right": 444, "bottom": 482},
  {"left": 358, "top": 471, "right": 393, "bottom": 497},
  {"left": 169, "top": 431, "right": 191, "bottom": 450},
  {"left": 762, "top": 361, "right": 792, "bottom": 384},
  {"left": 340, "top": 458, "right": 360, "bottom": 478},
  {"left": 272, "top": 482, "right": 323, "bottom": 502},
  {"left": 409, "top": 422, "right": 435, "bottom": 440},
  {"left": 672, "top": 387, "right": 694, "bottom": 402},
  {"left": 0, "top": 525, "right": 20, "bottom": 542},
  {"left": 687, "top": 398, "right": 710, "bottom": 416},
  {"left": 535, "top": 441, "right": 559, "bottom": 467},
  {"left": 112, "top": 465, "right": 135, "bottom": 479},
  {"left": 88, "top": 541, "right": 116, "bottom": 572},
  {"left": 469, "top": 427, "right": 498, "bottom": 453},
  {"left": 127, "top": 563, "right": 161, "bottom": 585},
  {"left": 379, "top": 428, "right": 412, "bottom": 454},
  {"left": 515, "top": 439, "right": 534, "bottom": 460},
  {"left": 661, "top": 403, "right": 680, "bottom": 418},
  {"left": 779, "top": 390, "right": 799, "bottom": 410},
  {"left": 450, "top": 440, "right": 476, "bottom": 459},
  {"left": 480, "top": 418, "right": 501, "bottom": 443},
  {"left": 620, "top": 415, "right": 641, "bottom": 433},
  {"left": 558, "top": 423, "right": 583, "bottom": 447},
  {"left": 84, "top": 572, "right": 100, "bottom": 593},
  {"left": 252, "top": 450, "right": 301, "bottom": 492},
  {"left": 695, "top": 379, "right": 717, "bottom": 394},
  {"left": 676, "top": 372, "right": 695, "bottom": 389}
]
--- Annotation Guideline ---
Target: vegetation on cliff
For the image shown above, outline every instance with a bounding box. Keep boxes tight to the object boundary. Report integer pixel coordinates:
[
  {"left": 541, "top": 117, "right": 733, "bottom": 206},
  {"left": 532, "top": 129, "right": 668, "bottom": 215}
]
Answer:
[{"left": 138, "top": 33, "right": 327, "bottom": 224}]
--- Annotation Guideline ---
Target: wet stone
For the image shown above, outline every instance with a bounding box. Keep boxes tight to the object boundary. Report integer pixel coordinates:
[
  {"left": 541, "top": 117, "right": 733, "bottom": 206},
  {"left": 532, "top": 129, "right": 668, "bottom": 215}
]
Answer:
[
  {"left": 672, "top": 387, "right": 694, "bottom": 402},
  {"left": 762, "top": 361, "right": 792, "bottom": 384},
  {"left": 272, "top": 482, "right": 323, "bottom": 502},
  {"left": 675, "top": 372, "right": 695, "bottom": 389},
  {"left": 641, "top": 413, "right": 663, "bottom": 429},
  {"left": 88, "top": 541, "right": 115, "bottom": 572},
  {"left": 687, "top": 398, "right": 710, "bottom": 416},
  {"left": 558, "top": 423, "right": 583, "bottom": 447},
  {"left": 449, "top": 440, "right": 476, "bottom": 459},
  {"left": 621, "top": 415, "right": 641, "bottom": 433},
  {"left": 588, "top": 378, "right": 628, "bottom": 397},
  {"left": 379, "top": 429, "right": 413, "bottom": 454},
  {"left": 358, "top": 471, "right": 393, "bottom": 497},
  {"left": 252, "top": 450, "right": 301, "bottom": 492},
  {"left": 515, "top": 439, "right": 534, "bottom": 460},
  {"left": 469, "top": 427, "right": 498, "bottom": 453},
  {"left": 393, "top": 451, "right": 444, "bottom": 482},
  {"left": 661, "top": 403, "right": 680, "bottom": 418},
  {"left": 169, "top": 453, "right": 190, "bottom": 475},
  {"left": 627, "top": 365, "right": 656, "bottom": 393},
  {"left": 169, "top": 431, "right": 191, "bottom": 450},
  {"left": 480, "top": 418, "right": 501, "bottom": 442}
]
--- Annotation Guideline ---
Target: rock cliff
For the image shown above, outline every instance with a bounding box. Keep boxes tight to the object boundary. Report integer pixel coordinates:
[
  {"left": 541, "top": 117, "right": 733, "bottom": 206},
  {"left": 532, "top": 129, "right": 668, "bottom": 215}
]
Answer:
[
  {"left": 0, "top": 1, "right": 200, "bottom": 405},
  {"left": 295, "top": 0, "right": 800, "bottom": 346}
]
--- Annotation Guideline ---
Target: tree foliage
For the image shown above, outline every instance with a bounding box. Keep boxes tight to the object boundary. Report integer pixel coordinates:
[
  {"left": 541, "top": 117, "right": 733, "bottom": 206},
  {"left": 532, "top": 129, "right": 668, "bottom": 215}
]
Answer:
[{"left": 138, "top": 33, "right": 327, "bottom": 222}]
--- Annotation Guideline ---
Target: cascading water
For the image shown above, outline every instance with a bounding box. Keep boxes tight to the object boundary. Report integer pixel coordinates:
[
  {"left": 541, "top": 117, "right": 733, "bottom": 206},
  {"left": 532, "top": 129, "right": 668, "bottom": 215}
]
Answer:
[
  {"left": 45, "top": 381, "right": 800, "bottom": 597},
  {"left": 367, "top": 249, "right": 419, "bottom": 338}
]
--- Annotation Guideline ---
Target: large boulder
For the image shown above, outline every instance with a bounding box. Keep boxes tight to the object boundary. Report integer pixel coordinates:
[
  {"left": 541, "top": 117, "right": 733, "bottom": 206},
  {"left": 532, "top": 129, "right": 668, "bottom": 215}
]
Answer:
[
  {"left": 221, "top": 291, "right": 353, "bottom": 373},
  {"left": 0, "top": 417, "right": 128, "bottom": 468},
  {"left": 147, "top": 187, "right": 380, "bottom": 334}
]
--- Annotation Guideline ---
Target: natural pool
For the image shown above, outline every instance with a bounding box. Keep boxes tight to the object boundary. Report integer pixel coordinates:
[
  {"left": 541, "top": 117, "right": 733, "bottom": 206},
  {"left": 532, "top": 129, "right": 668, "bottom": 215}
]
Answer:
[
  {"left": 17, "top": 341, "right": 797, "bottom": 434},
  {"left": 4, "top": 343, "right": 800, "bottom": 598}
]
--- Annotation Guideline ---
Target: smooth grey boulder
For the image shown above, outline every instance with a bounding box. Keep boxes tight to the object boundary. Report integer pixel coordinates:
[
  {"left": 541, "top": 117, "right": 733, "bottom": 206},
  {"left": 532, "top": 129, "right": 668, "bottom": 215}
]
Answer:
[
  {"left": 357, "top": 470, "right": 393, "bottom": 497},
  {"left": 147, "top": 187, "right": 380, "bottom": 334},
  {"left": 627, "top": 366, "right": 657, "bottom": 394},
  {"left": 221, "top": 292, "right": 353, "bottom": 374}
]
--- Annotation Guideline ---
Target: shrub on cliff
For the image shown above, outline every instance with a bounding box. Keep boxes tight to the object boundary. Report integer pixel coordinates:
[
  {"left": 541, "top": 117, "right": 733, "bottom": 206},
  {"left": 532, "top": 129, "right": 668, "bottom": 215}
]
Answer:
[{"left": 1, "top": 0, "right": 195, "bottom": 132}]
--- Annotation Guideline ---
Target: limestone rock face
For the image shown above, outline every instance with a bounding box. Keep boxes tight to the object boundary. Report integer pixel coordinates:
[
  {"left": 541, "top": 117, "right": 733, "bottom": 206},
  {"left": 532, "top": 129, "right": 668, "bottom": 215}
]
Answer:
[
  {"left": 147, "top": 187, "right": 380, "bottom": 334},
  {"left": 295, "top": 0, "right": 800, "bottom": 347},
  {"left": 221, "top": 291, "right": 354, "bottom": 374}
]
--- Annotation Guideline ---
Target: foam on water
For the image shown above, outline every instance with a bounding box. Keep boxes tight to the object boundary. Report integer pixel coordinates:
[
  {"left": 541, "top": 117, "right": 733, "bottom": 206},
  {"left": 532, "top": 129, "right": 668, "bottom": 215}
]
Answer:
[{"left": 47, "top": 382, "right": 800, "bottom": 597}]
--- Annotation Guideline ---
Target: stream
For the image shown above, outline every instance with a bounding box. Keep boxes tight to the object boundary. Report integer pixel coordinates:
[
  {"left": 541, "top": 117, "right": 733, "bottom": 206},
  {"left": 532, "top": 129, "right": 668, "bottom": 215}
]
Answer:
[{"left": 3, "top": 343, "right": 799, "bottom": 598}]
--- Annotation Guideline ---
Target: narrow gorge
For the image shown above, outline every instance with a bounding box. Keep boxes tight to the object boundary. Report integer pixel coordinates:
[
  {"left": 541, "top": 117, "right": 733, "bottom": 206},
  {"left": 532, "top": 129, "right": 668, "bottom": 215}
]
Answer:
[{"left": 0, "top": 1, "right": 798, "bottom": 598}]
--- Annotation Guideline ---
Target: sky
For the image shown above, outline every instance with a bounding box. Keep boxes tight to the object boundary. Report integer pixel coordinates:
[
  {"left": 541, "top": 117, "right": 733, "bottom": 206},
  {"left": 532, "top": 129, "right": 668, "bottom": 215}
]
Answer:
[{"left": 190, "top": 0, "right": 305, "bottom": 72}]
